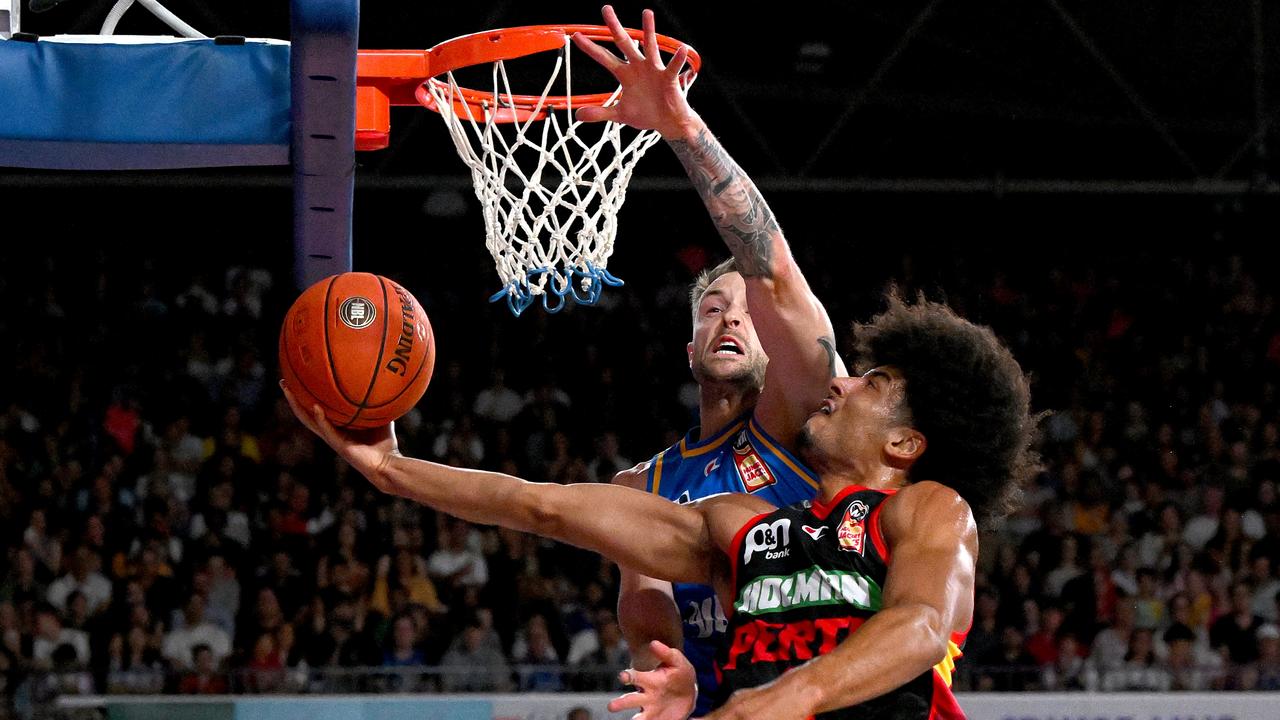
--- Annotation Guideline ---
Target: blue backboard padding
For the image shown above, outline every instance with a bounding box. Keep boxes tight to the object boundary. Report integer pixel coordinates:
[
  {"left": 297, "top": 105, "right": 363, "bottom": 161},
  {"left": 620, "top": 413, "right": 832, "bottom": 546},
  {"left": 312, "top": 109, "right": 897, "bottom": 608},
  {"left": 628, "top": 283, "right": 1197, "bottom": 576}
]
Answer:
[{"left": 0, "top": 38, "right": 290, "bottom": 168}]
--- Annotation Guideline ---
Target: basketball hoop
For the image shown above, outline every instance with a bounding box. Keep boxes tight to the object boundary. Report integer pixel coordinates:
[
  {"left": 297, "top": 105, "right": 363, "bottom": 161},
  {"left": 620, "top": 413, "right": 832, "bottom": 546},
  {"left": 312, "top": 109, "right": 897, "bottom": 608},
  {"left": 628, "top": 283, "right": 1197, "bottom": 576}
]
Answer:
[{"left": 357, "top": 25, "right": 700, "bottom": 316}]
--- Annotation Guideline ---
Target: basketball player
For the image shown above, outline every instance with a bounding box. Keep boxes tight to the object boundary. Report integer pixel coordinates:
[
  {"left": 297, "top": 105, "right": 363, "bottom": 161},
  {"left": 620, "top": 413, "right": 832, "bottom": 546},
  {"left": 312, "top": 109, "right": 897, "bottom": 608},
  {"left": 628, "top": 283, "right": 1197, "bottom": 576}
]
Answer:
[
  {"left": 571, "top": 8, "right": 847, "bottom": 713},
  {"left": 282, "top": 289, "right": 1039, "bottom": 718}
]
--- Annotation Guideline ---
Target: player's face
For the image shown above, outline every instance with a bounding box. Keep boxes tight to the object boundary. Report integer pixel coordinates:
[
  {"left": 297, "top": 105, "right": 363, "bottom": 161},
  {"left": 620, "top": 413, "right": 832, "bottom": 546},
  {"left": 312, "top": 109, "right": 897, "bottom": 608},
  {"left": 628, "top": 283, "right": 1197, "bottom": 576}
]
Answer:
[
  {"left": 688, "top": 272, "right": 767, "bottom": 388},
  {"left": 799, "top": 367, "right": 908, "bottom": 470}
]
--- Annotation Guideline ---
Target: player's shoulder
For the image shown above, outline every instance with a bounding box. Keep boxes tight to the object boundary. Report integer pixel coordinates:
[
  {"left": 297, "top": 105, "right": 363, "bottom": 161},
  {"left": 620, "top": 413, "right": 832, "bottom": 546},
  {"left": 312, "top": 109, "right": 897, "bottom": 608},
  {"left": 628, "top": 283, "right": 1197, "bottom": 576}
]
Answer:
[
  {"left": 610, "top": 460, "right": 653, "bottom": 490},
  {"left": 881, "top": 481, "right": 976, "bottom": 544}
]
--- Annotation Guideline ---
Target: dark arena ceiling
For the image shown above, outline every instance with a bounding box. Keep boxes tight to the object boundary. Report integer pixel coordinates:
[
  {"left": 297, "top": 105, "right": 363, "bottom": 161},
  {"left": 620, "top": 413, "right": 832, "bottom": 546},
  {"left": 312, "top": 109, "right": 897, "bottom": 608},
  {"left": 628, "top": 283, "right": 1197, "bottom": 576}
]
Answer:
[{"left": 8, "top": 0, "right": 1278, "bottom": 194}]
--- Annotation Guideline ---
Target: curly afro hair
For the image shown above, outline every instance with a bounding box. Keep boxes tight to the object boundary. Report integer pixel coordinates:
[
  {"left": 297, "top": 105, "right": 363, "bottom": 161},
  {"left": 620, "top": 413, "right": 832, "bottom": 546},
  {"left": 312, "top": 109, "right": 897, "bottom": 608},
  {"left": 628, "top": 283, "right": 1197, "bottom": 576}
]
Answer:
[{"left": 854, "top": 291, "right": 1040, "bottom": 523}]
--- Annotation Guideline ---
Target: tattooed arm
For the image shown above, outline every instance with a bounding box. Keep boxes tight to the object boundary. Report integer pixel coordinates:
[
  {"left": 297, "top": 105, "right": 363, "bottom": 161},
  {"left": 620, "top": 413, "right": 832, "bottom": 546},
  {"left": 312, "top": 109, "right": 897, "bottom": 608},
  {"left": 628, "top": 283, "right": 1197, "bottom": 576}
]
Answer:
[
  {"left": 572, "top": 7, "right": 846, "bottom": 446},
  {"left": 666, "top": 122, "right": 846, "bottom": 445}
]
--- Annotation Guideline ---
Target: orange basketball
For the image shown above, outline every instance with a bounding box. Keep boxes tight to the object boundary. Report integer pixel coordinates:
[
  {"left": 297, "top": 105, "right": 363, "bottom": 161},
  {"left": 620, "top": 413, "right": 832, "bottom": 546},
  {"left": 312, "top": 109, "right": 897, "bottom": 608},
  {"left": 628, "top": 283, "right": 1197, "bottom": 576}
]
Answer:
[{"left": 279, "top": 273, "right": 435, "bottom": 429}]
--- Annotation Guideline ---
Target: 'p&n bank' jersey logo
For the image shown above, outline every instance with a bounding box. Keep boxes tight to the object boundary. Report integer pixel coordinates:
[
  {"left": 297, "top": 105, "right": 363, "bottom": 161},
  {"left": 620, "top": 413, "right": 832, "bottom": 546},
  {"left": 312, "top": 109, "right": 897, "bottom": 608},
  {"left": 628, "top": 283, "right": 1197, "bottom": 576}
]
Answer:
[
  {"left": 743, "top": 518, "right": 791, "bottom": 564},
  {"left": 731, "top": 429, "right": 777, "bottom": 493}
]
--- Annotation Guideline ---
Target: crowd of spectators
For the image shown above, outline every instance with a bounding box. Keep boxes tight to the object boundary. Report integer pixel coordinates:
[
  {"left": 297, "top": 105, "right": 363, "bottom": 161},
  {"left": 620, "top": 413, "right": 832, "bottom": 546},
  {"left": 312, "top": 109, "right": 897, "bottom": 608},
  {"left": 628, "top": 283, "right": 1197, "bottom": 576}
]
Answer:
[{"left": 0, "top": 219, "right": 1277, "bottom": 712}]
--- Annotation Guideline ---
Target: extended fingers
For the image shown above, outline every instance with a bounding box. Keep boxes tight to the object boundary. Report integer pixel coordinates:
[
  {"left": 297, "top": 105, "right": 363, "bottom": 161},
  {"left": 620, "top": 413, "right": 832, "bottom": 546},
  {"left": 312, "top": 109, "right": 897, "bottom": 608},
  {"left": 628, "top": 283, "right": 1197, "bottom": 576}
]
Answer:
[
  {"left": 572, "top": 32, "right": 624, "bottom": 75},
  {"left": 576, "top": 105, "right": 619, "bottom": 124},
  {"left": 650, "top": 639, "right": 692, "bottom": 668},
  {"left": 281, "top": 383, "right": 319, "bottom": 432},
  {"left": 602, "top": 5, "right": 644, "bottom": 62},
  {"left": 664, "top": 45, "right": 690, "bottom": 80},
  {"left": 642, "top": 9, "right": 661, "bottom": 66},
  {"left": 607, "top": 690, "right": 646, "bottom": 713}
]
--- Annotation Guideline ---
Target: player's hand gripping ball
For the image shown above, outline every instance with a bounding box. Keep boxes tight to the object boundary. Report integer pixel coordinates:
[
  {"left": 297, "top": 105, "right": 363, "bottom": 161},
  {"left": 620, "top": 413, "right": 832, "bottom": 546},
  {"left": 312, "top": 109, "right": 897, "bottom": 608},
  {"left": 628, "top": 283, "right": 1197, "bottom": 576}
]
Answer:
[{"left": 279, "top": 273, "right": 435, "bottom": 429}]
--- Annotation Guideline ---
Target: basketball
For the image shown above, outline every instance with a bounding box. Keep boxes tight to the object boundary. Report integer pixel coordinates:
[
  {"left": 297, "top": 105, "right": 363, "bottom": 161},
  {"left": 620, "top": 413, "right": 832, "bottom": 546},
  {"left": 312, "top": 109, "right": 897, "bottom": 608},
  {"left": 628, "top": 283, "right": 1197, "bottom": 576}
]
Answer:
[{"left": 279, "top": 272, "right": 435, "bottom": 429}]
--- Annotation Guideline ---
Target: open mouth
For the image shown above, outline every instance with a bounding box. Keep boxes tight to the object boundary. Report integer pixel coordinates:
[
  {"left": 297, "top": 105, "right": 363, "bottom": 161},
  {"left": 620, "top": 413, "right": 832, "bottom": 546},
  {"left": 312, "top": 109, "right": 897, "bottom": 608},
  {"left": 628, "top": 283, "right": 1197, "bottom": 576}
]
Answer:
[
  {"left": 817, "top": 398, "right": 835, "bottom": 415},
  {"left": 714, "top": 336, "right": 744, "bottom": 356}
]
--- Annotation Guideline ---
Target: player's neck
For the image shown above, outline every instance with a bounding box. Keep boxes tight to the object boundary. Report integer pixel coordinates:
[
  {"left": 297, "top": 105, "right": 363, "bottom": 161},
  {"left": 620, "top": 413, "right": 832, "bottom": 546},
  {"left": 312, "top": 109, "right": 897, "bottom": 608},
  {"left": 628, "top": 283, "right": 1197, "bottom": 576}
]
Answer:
[
  {"left": 815, "top": 465, "right": 907, "bottom": 503},
  {"left": 697, "top": 382, "right": 759, "bottom": 439}
]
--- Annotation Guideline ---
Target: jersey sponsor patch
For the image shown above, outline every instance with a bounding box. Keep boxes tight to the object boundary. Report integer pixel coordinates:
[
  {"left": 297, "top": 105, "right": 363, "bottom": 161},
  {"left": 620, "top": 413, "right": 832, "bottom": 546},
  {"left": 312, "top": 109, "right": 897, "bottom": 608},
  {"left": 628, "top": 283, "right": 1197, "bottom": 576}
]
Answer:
[
  {"left": 734, "top": 565, "right": 881, "bottom": 616},
  {"left": 742, "top": 518, "right": 791, "bottom": 564},
  {"left": 838, "top": 499, "right": 869, "bottom": 555},
  {"left": 730, "top": 429, "right": 778, "bottom": 493},
  {"left": 735, "top": 451, "right": 778, "bottom": 493}
]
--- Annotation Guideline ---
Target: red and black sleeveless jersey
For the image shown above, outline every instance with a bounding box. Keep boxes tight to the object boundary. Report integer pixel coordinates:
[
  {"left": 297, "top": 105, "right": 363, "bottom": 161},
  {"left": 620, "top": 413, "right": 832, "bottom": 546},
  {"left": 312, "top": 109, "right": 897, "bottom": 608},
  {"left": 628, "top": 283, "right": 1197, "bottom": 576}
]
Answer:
[{"left": 715, "top": 485, "right": 967, "bottom": 719}]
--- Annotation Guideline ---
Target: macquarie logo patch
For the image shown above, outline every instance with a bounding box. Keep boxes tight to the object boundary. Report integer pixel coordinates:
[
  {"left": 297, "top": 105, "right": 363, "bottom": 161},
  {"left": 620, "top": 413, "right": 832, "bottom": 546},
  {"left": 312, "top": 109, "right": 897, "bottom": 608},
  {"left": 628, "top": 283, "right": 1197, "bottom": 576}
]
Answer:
[
  {"left": 743, "top": 518, "right": 791, "bottom": 564},
  {"left": 838, "top": 499, "right": 870, "bottom": 555},
  {"left": 735, "top": 565, "right": 882, "bottom": 616},
  {"left": 338, "top": 296, "right": 376, "bottom": 329}
]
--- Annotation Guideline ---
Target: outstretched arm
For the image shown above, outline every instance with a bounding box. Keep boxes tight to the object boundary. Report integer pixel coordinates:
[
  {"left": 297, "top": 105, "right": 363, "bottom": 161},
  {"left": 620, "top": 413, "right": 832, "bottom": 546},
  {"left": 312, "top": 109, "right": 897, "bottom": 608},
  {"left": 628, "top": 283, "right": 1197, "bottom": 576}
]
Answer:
[
  {"left": 574, "top": 7, "right": 846, "bottom": 447},
  {"left": 612, "top": 465, "right": 685, "bottom": 671},
  {"left": 705, "top": 482, "right": 977, "bottom": 719},
  {"left": 283, "top": 384, "right": 717, "bottom": 585}
]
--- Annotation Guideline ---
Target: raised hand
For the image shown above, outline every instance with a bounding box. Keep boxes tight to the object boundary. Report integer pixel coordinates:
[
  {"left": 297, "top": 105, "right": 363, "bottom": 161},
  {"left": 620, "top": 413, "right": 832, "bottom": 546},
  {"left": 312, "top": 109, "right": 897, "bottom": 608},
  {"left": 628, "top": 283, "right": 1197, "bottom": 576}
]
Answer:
[
  {"left": 607, "top": 640, "right": 698, "bottom": 720},
  {"left": 281, "top": 381, "right": 401, "bottom": 494},
  {"left": 572, "top": 6, "right": 697, "bottom": 138}
]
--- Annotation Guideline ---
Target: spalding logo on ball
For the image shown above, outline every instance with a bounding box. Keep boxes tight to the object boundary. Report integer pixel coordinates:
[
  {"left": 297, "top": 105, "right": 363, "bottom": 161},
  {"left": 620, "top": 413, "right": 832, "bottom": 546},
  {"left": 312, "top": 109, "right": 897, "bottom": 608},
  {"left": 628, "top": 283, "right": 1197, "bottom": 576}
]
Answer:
[{"left": 280, "top": 273, "right": 435, "bottom": 429}]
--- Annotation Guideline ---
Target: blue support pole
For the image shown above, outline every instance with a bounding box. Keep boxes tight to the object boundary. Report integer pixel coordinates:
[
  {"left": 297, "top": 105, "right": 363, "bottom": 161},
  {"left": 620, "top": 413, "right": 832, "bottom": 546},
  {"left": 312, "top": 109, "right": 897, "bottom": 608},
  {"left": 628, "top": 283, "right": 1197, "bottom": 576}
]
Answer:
[{"left": 290, "top": 0, "right": 359, "bottom": 290}]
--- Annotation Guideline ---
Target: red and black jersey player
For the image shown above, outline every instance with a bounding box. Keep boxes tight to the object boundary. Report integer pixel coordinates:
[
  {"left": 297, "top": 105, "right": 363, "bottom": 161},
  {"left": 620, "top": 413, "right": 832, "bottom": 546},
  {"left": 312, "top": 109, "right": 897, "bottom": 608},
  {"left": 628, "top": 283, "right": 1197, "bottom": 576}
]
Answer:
[
  {"left": 285, "top": 8, "right": 1040, "bottom": 716},
  {"left": 284, "top": 286, "right": 1040, "bottom": 719}
]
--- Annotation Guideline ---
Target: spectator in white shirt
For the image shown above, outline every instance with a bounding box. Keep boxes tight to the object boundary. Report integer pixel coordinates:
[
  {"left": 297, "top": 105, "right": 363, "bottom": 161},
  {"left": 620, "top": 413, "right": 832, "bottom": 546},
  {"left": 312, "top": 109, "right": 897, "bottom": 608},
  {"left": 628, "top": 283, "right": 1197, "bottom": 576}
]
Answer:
[
  {"left": 47, "top": 546, "right": 112, "bottom": 616},
  {"left": 428, "top": 518, "right": 489, "bottom": 593},
  {"left": 473, "top": 370, "right": 525, "bottom": 425},
  {"left": 1164, "top": 623, "right": 1222, "bottom": 691},
  {"left": 1091, "top": 600, "right": 1137, "bottom": 673},
  {"left": 1248, "top": 553, "right": 1280, "bottom": 621},
  {"left": 1103, "top": 629, "right": 1171, "bottom": 691},
  {"left": 32, "top": 604, "right": 90, "bottom": 670},
  {"left": 1183, "top": 485, "right": 1224, "bottom": 550},
  {"left": 162, "top": 594, "right": 231, "bottom": 671}
]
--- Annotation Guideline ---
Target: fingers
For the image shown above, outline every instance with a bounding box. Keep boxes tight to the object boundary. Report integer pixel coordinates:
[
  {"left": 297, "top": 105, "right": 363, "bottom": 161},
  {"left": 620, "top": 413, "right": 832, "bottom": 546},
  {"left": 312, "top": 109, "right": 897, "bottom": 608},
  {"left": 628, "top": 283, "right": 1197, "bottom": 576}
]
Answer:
[
  {"left": 280, "top": 382, "right": 321, "bottom": 434},
  {"left": 572, "top": 32, "right": 624, "bottom": 75},
  {"left": 607, "top": 691, "right": 646, "bottom": 713},
  {"left": 602, "top": 5, "right": 644, "bottom": 63},
  {"left": 650, "top": 639, "right": 686, "bottom": 666},
  {"left": 642, "top": 9, "right": 661, "bottom": 66},
  {"left": 576, "top": 105, "right": 619, "bottom": 124},
  {"left": 664, "top": 45, "right": 690, "bottom": 80}
]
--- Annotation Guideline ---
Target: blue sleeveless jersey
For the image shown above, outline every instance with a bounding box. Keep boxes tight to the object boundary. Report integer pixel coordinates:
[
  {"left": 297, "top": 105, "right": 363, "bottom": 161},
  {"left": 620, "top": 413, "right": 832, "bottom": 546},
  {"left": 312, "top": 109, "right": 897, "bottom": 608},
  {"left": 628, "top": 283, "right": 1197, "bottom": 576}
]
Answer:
[{"left": 645, "top": 413, "right": 818, "bottom": 715}]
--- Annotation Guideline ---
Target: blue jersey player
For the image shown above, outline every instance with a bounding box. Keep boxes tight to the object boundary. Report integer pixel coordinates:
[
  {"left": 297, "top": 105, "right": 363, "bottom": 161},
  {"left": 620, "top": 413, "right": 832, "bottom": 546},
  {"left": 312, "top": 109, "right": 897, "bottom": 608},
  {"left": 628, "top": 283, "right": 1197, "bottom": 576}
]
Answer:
[
  {"left": 598, "top": 8, "right": 848, "bottom": 713},
  {"left": 638, "top": 405, "right": 821, "bottom": 714}
]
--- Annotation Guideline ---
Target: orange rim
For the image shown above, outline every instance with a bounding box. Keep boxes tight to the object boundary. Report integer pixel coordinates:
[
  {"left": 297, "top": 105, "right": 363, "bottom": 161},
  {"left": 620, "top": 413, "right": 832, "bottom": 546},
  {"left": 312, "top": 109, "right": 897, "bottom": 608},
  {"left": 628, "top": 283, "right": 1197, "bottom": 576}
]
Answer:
[{"left": 422, "top": 24, "right": 699, "bottom": 123}]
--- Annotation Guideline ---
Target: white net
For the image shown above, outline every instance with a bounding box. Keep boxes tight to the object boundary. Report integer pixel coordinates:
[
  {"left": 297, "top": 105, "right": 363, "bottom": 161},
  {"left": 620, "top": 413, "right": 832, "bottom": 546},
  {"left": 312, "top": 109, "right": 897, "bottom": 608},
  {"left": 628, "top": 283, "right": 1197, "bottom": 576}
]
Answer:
[{"left": 425, "top": 34, "right": 692, "bottom": 315}]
